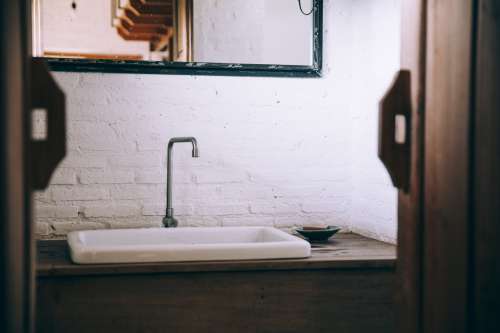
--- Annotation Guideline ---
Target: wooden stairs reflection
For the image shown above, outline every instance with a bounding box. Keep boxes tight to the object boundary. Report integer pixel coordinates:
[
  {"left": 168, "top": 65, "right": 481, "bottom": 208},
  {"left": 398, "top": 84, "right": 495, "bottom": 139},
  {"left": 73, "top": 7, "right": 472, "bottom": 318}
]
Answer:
[{"left": 115, "top": 0, "right": 174, "bottom": 53}]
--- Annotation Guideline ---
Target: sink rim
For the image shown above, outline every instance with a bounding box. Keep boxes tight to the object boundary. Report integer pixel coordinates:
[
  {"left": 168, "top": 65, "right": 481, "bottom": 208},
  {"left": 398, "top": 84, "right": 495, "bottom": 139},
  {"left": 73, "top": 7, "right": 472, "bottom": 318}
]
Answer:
[{"left": 67, "top": 226, "right": 311, "bottom": 264}]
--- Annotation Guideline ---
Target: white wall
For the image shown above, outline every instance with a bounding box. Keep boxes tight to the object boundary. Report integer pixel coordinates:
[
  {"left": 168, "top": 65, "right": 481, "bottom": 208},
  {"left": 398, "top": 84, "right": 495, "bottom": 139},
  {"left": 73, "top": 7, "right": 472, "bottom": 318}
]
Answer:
[
  {"left": 349, "top": 0, "right": 400, "bottom": 241},
  {"left": 41, "top": 0, "right": 312, "bottom": 64},
  {"left": 34, "top": 0, "right": 400, "bottom": 244},
  {"left": 193, "top": 0, "right": 313, "bottom": 65},
  {"left": 40, "top": 0, "right": 150, "bottom": 58}
]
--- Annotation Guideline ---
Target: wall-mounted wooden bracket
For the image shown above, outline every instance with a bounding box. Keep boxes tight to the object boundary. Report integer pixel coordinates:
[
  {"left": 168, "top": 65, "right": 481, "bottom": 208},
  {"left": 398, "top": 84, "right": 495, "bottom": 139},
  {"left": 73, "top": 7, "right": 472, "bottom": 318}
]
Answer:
[
  {"left": 30, "top": 59, "right": 66, "bottom": 190},
  {"left": 378, "top": 70, "right": 412, "bottom": 192}
]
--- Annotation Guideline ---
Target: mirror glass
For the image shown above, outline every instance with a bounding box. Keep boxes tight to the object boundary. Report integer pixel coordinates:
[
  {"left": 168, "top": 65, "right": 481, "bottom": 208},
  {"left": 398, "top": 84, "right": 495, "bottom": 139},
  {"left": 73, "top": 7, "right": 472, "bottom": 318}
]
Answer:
[{"left": 33, "top": 0, "right": 315, "bottom": 66}]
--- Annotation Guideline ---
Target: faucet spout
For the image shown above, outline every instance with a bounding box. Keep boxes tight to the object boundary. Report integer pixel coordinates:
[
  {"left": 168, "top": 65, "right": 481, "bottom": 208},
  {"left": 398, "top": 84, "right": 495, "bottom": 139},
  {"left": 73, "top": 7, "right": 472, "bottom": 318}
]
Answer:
[
  {"left": 163, "top": 137, "right": 199, "bottom": 228},
  {"left": 191, "top": 143, "right": 199, "bottom": 158}
]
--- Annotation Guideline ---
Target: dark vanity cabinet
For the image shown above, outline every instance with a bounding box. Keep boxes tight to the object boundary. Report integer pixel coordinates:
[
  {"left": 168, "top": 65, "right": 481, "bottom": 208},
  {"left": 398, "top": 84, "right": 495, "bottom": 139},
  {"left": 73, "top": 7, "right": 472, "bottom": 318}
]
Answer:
[{"left": 37, "top": 233, "right": 396, "bottom": 333}]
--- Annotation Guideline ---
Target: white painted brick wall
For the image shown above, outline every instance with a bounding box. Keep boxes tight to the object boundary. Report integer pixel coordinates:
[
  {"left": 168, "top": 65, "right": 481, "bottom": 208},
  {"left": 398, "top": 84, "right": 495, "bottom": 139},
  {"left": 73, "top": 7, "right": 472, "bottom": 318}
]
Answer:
[
  {"left": 34, "top": 0, "right": 400, "bottom": 244},
  {"left": 109, "top": 184, "right": 164, "bottom": 200},
  {"left": 35, "top": 205, "right": 79, "bottom": 218},
  {"left": 51, "top": 186, "right": 109, "bottom": 201},
  {"left": 80, "top": 169, "right": 135, "bottom": 184},
  {"left": 221, "top": 216, "right": 275, "bottom": 227},
  {"left": 108, "top": 152, "right": 163, "bottom": 168},
  {"left": 83, "top": 204, "right": 140, "bottom": 218},
  {"left": 50, "top": 168, "right": 77, "bottom": 185},
  {"left": 41, "top": 0, "right": 150, "bottom": 58}
]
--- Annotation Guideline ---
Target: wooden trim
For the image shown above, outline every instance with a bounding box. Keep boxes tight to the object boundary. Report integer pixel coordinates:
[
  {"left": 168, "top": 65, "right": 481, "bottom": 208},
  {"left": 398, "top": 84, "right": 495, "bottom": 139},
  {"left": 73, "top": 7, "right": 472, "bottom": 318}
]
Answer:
[
  {"left": 424, "top": 1, "right": 474, "bottom": 332},
  {"left": 123, "top": 7, "right": 173, "bottom": 26},
  {"left": 36, "top": 234, "right": 396, "bottom": 277},
  {"left": 396, "top": 1, "right": 426, "bottom": 332},
  {"left": 185, "top": 0, "right": 193, "bottom": 61},
  {"left": 43, "top": 51, "right": 143, "bottom": 61},
  {"left": 0, "top": 0, "right": 32, "bottom": 332},
  {"left": 128, "top": 0, "right": 172, "bottom": 15},
  {"left": 472, "top": 0, "right": 500, "bottom": 331},
  {"left": 30, "top": 59, "right": 67, "bottom": 190},
  {"left": 37, "top": 269, "right": 396, "bottom": 333},
  {"left": 378, "top": 70, "right": 412, "bottom": 192}
]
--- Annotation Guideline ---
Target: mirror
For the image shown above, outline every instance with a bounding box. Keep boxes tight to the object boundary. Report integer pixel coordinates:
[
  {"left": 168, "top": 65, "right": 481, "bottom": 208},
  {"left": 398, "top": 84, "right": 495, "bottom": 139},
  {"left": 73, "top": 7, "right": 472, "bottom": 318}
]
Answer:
[{"left": 32, "top": 0, "right": 322, "bottom": 77}]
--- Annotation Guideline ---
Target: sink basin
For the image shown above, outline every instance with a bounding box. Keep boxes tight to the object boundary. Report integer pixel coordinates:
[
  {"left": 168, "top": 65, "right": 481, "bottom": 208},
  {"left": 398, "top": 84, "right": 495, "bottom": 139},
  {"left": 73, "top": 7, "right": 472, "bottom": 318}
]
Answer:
[{"left": 67, "top": 227, "right": 311, "bottom": 264}]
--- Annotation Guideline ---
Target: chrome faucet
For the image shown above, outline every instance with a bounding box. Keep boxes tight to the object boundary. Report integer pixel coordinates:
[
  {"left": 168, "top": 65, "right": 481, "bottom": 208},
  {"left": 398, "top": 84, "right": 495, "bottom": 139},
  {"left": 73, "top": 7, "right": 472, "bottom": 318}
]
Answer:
[{"left": 163, "top": 137, "right": 199, "bottom": 228}]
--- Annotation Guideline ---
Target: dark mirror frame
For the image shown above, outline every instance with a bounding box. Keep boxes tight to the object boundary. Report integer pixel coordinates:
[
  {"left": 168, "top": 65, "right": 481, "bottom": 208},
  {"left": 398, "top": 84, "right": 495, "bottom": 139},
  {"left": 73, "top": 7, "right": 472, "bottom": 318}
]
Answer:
[{"left": 35, "top": 0, "right": 323, "bottom": 78}]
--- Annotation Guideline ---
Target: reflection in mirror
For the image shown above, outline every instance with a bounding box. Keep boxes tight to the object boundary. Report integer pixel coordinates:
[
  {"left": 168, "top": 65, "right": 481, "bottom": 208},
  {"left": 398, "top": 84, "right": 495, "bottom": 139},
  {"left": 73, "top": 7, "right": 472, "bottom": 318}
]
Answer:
[{"left": 33, "top": 0, "right": 314, "bottom": 66}]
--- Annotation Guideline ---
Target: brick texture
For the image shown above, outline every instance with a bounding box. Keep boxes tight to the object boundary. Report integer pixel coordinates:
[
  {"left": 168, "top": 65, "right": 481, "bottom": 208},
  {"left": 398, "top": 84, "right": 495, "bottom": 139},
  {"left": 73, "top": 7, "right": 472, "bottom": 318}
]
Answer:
[{"left": 33, "top": 1, "right": 400, "bottom": 244}]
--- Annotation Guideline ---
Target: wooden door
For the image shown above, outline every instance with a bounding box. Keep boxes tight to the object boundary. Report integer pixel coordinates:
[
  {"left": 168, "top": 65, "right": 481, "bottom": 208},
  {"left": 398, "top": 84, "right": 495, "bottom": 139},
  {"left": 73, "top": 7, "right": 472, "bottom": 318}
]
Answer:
[
  {"left": 396, "top": 1, "right": 426, "bottom": 332},
  {"left": 385, "top": 1, "right": 500, "bottom": 332},
  {"left": 1, "top": 1, "right": 66, "bottom": 332},
  {"left": 472, "top": 1, "right": 500, "bottom": 331},
  {"left": 0, "top": 1, "right": 33, "bottom": 333},
  {"left": 424, "top": 0, "right": 475, "bottom": 332},
  {"left": 377, "top": 0, "right": 427, "bottom": 332},
  {"left": 423, "top": 0, "right": 500, "bottom": 331}
]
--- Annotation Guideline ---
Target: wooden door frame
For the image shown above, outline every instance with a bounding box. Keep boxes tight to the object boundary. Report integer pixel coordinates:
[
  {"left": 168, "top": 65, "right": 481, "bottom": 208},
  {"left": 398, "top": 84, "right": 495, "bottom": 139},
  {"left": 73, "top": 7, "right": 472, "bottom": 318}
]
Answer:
[
  {"left": 396, "top": 0, "right": 426, "bottom": 332},
  {"left": 2, "top": 0, "right": 499, "bottom": 332},
  {"left": 0, "top": 0, "right": 33, "bottom": 333},
  {"left": 423, "top": 1, "right": 474, "bottom": 332},
  {"left": 398, "top": 0, "right": 500, "bottom": 332},
  {"left": 397, "top": 0, "right": 500, "bottom": 332},
  {"left": 472, "top": 0, "right": 500, "bottom": 331}
]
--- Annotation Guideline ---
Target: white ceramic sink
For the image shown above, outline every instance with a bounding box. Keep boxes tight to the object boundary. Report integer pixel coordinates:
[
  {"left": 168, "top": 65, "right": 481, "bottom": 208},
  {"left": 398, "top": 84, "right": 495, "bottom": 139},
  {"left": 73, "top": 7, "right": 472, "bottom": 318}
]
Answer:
[{"left": 67, "top": 227, "right": 311, "bottom": 264}]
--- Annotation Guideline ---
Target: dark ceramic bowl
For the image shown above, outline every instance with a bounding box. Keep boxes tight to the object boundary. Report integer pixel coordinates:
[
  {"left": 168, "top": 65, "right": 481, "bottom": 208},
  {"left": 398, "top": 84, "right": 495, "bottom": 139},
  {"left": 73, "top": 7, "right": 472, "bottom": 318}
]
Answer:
[{"left": 294, "top": 226, "right": 341, "bottom": 242}]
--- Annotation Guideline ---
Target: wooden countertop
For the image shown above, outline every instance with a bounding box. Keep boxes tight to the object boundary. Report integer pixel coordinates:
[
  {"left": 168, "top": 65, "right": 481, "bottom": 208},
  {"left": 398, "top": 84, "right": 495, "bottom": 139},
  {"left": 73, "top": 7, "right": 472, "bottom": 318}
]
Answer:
[{"left": 37, "top": 233, "right": 396, "bottom": 277}]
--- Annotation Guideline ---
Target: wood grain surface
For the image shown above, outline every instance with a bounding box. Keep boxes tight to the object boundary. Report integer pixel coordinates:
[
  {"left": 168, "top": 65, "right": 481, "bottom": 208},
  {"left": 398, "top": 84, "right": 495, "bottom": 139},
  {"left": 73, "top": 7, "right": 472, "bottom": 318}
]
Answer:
[
  {"left": 37, "top": 233, "right": 396, "bottom": 277},
  {"left": 37, "top": 234, "right": 396, "bottom": 333}
]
